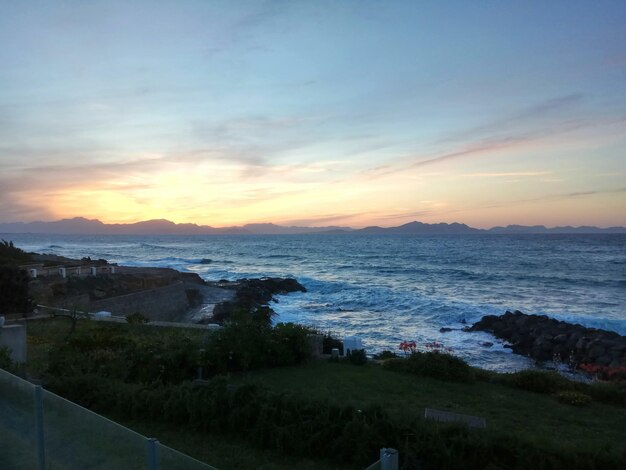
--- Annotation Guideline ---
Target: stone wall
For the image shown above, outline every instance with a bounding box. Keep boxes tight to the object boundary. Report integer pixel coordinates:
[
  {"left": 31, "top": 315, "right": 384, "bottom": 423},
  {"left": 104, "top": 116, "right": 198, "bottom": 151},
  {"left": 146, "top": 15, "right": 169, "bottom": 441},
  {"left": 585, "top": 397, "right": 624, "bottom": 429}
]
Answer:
[{"left": 89, "top": 281, "right": 190, "bottom": 321}]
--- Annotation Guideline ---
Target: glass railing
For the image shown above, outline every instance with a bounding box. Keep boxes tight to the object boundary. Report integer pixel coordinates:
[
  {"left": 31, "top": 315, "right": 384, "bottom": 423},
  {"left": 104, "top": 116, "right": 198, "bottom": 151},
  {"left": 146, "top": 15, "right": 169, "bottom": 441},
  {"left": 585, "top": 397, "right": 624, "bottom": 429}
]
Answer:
[{"left": 0, "top": 368, "right": 217, "bottom": 470}]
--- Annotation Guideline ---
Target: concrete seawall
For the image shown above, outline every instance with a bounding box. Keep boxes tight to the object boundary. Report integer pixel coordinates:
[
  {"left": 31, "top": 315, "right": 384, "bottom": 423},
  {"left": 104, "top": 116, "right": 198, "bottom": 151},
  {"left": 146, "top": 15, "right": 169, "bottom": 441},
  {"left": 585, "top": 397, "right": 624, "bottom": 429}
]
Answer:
[{"left": 89, "top": 281, "right": 190, "bottom": 321}]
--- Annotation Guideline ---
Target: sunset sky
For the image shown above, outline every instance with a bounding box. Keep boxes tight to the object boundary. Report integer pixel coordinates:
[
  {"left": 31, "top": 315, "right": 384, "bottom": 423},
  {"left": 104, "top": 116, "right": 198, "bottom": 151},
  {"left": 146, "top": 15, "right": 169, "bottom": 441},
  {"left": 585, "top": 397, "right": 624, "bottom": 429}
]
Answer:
[{"left": 1, "top": 1, "right": 625, "bottom": 228}]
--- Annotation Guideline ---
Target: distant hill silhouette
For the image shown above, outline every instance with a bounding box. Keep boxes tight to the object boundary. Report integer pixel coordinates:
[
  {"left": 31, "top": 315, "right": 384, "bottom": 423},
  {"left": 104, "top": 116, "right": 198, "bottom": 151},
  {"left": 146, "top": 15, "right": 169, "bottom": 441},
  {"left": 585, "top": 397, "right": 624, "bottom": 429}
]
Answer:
[
  {"left": 0, "top": 217, "right": 624, "bottom": 235},
  {"left": 356, "top": 221, "right": 481, "bottom": 234},
  {"left": 488, "top": 224, "right": 626, "bottom": 234},
  {"left": 0, "top": 217, "right": 351, "bottom": 235}
]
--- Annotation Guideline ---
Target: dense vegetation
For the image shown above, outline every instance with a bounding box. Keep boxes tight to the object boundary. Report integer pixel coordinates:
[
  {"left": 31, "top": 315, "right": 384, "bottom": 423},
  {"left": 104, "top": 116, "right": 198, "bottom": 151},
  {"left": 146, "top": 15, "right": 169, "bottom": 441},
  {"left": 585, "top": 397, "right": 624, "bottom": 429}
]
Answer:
[
  {"left": 383, "top": 350, "right": 476, "bottom": 382},
  {"left": 44, "top": 317, "right": 313, "bottom": 385},
  {"left": 0, "top": 239, "right": 32, "bottom": 265}
]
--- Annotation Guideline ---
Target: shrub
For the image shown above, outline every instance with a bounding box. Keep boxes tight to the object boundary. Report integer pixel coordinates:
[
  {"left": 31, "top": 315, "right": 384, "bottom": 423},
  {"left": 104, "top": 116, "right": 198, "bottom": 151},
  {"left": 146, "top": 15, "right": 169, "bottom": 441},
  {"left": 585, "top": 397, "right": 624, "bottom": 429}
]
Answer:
[
  {"left": 126, "top": 312, "right": 150, "bottom": 324},
  {"left": 46, "top": 316, "right": 315, "bottom": 385},
  {"left": 270, "top": 322, "right": 312, "bottom": 366},
  {"left": 481, "top": 368, "right": 626, "bottom": 408},
  {"left": 0, "top": 240, "right": 31, "bottom": 265},
  {"left": 373, "top": 350, "right": 398, "bottom": 360},
  {"left": 586, "top": 382, "right": 626, "bottom": 407},
  {"left": 504, "top": 370, "right": 573, "bottom": 394},
  {"left": 383, "top": 351, "right": 475, "bottom": 383},
  {"left": 555, "top": 391, "right": 592, "bottom": 407},
  {"left": 202, "top": 320, "right": 312, "bottom": 373},
  {"left": 46, "top": 325, "right": 200, "bottom": 384},
  {"left": 346, "top": 348, "right": 367, "bottom": 365}
]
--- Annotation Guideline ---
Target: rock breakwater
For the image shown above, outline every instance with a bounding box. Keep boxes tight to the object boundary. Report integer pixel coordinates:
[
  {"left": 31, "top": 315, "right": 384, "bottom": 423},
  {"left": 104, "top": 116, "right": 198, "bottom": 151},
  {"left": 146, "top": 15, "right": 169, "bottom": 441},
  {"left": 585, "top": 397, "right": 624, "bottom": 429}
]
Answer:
[{"left": 470, "top": 310, "right": 626, "bottom": 367}]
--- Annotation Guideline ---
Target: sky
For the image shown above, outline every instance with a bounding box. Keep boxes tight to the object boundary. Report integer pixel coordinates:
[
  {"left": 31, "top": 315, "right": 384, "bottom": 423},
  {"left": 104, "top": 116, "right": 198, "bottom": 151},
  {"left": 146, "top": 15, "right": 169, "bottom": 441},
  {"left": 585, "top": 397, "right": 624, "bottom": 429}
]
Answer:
[{"left": 1, "top": 1, "right": 625, "bottom": 228}]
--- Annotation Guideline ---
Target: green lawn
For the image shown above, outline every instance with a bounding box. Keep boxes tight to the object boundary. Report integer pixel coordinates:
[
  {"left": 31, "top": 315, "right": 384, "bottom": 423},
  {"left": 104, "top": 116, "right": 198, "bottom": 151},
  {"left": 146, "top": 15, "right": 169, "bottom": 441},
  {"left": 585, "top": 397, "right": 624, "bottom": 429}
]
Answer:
[
  {"left": 123, "top": 420, "right": 341, "bottom": 470},
  {"left": 232, "top": 361, "right": 626, "bottom": 450}
]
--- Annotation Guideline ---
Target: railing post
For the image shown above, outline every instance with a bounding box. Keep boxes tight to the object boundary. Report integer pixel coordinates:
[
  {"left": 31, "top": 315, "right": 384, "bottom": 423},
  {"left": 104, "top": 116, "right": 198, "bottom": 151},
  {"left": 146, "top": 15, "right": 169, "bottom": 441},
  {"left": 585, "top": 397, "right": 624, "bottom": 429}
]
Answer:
[
  {"left": 34, "top": 385, "right": 46, "bottom": 470},
  {"left": 380, "top": 447, "right": 398, "bottom": 470},
  {"left": 147, "top": 437, "right": 159, "bottom": 470}
]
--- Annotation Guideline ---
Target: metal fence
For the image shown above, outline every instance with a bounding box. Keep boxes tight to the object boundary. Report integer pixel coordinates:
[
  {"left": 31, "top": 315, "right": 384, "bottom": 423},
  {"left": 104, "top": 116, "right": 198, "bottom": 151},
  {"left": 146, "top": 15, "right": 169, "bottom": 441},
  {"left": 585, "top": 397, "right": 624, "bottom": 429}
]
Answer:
[
  {"left": 0, "top": 368, "right": 217, "bottom": 470},
  {"left": 363, "top": 448, "right": 399, "bottom": 470}
]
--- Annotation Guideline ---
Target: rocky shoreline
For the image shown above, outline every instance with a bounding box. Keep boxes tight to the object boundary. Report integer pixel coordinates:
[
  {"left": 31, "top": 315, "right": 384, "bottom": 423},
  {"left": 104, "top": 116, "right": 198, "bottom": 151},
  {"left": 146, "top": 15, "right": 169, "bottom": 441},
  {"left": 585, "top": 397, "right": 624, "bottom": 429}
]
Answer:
[
  {"left": 470, "top": 310, "right": 626, "bottom": 367},
  {"left": 20, "top": 252, "right": 306, "bottom": 324},
  {"left": 203, "top": 277, "right": 307, "bottom": 324}
]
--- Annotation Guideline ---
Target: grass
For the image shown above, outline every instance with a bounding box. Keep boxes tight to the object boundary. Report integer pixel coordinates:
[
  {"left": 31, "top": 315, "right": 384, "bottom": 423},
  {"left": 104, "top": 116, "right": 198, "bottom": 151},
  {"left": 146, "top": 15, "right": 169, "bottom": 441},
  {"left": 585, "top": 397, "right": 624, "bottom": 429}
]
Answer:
[
  {"left": 123, "top": 420, "right": 340, "bottom": 470},
  {"left": 231, "top": 361, "right": 626, "bottom": 451}
]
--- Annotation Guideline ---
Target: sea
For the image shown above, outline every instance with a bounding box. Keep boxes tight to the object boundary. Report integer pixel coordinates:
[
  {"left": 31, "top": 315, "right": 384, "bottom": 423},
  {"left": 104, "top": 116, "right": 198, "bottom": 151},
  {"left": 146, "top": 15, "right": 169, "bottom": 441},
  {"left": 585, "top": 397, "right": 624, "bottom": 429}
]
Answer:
[{"left": 5, "top": 233, "right": 626, "bottom": 372}]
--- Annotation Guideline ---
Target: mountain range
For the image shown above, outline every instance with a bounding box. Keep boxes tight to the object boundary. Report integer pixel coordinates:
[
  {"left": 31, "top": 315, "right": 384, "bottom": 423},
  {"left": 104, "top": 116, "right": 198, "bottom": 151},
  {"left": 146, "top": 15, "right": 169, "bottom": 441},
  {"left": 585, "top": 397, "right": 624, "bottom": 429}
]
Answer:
[{"left": 0, "top": 217, "right": 624, "bottom": 235}]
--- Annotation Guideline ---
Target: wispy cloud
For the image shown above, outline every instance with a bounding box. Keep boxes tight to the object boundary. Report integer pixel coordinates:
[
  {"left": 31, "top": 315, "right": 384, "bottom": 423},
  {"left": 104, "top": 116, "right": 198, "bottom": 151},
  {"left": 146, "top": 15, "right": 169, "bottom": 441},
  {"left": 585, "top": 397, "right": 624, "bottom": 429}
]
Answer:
[
  {"left": 460, "top": 171, "right": 551, "bottom": 178},
  {"left": 471, "top": 187, "right": 626, "bottom": 212},
  {"left": 440, "top": 93, "right": 587, "bottom": 144},
  {"left": 361, "top": 114, "right": 626, "bottom": 180},
  {"left": 280, "top": 212, "right": 370, "bottom": 226}
]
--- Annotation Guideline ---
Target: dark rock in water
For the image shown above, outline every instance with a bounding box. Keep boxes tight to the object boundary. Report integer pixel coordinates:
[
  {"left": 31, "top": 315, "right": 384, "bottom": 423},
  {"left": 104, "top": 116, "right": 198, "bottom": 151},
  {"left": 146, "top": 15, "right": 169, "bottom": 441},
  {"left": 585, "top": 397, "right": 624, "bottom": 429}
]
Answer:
[
  {"left": 469, "top": 310, "right": 626, "bottom": 367},
  {"left": 440, "top": 327, "right": 453, "bottom": 333},
  {"left": 210, "top": 277, "right": 306, "bottom": 324},
  {"left": 480, "top": 342, "right": 494, "bottom": 348}
]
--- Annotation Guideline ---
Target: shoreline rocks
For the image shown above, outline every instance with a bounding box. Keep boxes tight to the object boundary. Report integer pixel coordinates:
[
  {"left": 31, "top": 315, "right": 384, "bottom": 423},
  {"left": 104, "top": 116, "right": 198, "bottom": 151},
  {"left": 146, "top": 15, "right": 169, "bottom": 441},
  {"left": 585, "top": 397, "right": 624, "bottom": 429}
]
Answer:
[
  {"left": 469, "top": 310, "right": 626, "bottom": 367},
  {"left": 207, "top": 277, "right": 306, "bottom": 324}
]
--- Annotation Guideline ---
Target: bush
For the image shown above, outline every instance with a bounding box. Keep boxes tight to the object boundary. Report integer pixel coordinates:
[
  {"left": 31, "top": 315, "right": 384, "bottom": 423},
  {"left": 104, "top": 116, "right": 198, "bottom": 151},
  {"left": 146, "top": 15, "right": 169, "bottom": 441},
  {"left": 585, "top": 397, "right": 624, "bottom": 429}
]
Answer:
[
  {"left": 126, "top": 312, "right": 150, "bottom": 324},
  {"left": 586, "top": 382, "right": 626, "bottom": 407},
  {"left": 504, "top": 370, "right": 573, "bottom": 394},
  {"left": 0, "top": 240, "right": 31, "bottom": 265},
  {"left": 202, "top": 321, "right": 312, "bottom": 373},
  {"left": 270, "top": 322, "right": 312, "bottom": 366},
  {"left": 482, "top": 368, "right": 626, "bottom": 408},
  {"left": 383, "top": 351, "right": 475, "bottom": 383},
  {"left": 45, "top": 318, "right": 315, "bottom": 385},
  {"left": 373, "top": 350, "right": 398, "bottom": 360},
  {"left": 555, "top": 391, "right": 592, "bottom": 407},
  {"left": 346, "top": 348, "right": 367, "bottom": 365},
  {"left": 46, "top": 325, "right": 200, "bottom": 384}
]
